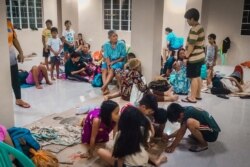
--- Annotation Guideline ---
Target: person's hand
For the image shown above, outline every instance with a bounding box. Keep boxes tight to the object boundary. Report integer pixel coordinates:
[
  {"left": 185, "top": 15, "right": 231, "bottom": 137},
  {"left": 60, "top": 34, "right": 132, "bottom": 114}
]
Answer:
[
  {"left": 80, "top": 151, "right": 93, "bottom": 159},
  {"left": 162, "top": 133, "right": 170, "bottom": 142},
  {"left": 18, "top": 53, "right": 25, "bottom": 63},
  {"left": 165, "top": 145, "right": 176, "bottom": 153}
]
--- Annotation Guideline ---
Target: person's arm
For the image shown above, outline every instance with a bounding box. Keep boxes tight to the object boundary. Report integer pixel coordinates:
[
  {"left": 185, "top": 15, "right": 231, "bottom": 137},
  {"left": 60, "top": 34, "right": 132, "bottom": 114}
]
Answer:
[
  {"left": 229, "top": 77, "right": 243, "bottom": 92},
  {"left": 111, "top": 57, "right": 124, "bottom": 65},
  {"left": 58, "top": 41, "right": 63, "bottom": 56},
  {"left": 13, "top": 37, "right": 24, "bottom": 63},
  {"left": 214, "top": 45, "right": 218, "bottom": 66},
  {"left": 165, "top": 123, "right": 187, "bottom": 153},
  {"left": 42, "top": 35, "right": 46, "bottom": 49},
  {"left": 75, "top": 45, "right": 82, "bottom": 52},
  {"left": 82, "top": 118, "right": 100, "bottom": 158},
  {"left": 185, "top": 44, "right": 195, "bottom": 59},
  {"left": 113, "top": 123, "right": 118, "bottom": 139},
  {"left": 48, "top": 45, "right": 57, "bottom": 56},
  {"left": 71, "top": 67, "right": 86, "bottom": 75}
]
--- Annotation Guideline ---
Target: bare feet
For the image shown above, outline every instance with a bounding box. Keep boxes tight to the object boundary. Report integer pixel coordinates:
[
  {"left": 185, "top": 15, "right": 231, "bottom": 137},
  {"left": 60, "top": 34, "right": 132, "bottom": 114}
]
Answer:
[
  {"left": 46, "top": 81, "right": 53, "bottom": 85},
  {"left": 104, "top": 95, "right": 109, "bottom": 101},
  {"left": 154, "top": 154, "right": 168, "bottom": 166},
  {"left": 16, "top": 99, "right": 30, "bottom": 108},
  {"left": 35, "top": 85, "right": 43, "bottom": 89}
]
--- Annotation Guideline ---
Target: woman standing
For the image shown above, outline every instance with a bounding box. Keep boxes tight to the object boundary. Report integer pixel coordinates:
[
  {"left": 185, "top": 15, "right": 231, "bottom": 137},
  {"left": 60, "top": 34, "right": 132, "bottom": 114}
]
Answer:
[{"left": 7, "top": 19, "right": 30, "bottom": 108}]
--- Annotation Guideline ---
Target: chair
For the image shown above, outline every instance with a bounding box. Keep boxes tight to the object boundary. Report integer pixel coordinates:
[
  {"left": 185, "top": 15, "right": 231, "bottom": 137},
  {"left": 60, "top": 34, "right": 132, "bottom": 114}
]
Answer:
[{"left": 0, "top": 142, "right": 35, "bottom": 167}]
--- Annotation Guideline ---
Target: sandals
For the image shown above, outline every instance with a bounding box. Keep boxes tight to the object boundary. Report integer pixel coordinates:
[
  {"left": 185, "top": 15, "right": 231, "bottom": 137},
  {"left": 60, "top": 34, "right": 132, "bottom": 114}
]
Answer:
[
  {"left": 16, "top": 102, "right": 31, "bottom": 108},
  {"left": 189, "top": 145, "right": 208, "bottom": 152},
  {"left": 181, "top": 97, "right": 197, "bottom": 103}
]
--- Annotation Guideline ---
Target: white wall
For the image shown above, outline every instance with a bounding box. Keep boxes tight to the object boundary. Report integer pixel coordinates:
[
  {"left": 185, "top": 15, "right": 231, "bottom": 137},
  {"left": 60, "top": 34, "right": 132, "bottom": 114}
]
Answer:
[
  {"left": 202, "top": 0, "right": 250, "bottom": 65},
  {"left": 78, "top": 0, "right": 131, "bottom": 51},
  {"left": 16, "top": 0, "right": 58, "bottom": 70},
  {"left": 0, "top": 1, "right": 14, "bottom": 128},
  {"left": 162, "top": 0, "right": 187, "bottom": 48}
]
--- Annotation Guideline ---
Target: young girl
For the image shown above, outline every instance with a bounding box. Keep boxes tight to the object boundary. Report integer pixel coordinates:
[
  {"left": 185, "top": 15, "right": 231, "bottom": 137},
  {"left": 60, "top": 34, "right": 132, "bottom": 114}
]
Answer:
[
  {"left": 81, "top": 100, "right": 120, "bottom": 158},
  {"left": 75, "top": 33, "right": 85, "bottom": 48},
  {"left": 97, "top": 106, "right": 167, "bottom": 167},
  {"left": 206, "top": 34, "right": 218, "bottom": 87}
]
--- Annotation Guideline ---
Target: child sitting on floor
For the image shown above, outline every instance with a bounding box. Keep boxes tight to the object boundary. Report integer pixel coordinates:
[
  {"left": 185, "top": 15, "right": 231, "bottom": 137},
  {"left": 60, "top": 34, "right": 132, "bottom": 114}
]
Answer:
[
  {"left": 169, "top": 48, "right": 190, "bottom": 95},
  {"left": 19, "top": 64, "right": 52, "bottom": 89},
  {"left": 81, "top": 100, "right": 120, "bottom": 159},
  {"left": 97, "top": 106, "right": 167, "bottom": 167},
  {"left": 165, "top": 103, "right": 221, "bottom": 153}
]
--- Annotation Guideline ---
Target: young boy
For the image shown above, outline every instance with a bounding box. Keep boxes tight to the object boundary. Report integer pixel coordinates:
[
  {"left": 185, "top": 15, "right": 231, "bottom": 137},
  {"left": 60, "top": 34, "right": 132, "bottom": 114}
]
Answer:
[
  {"left": 62, "top": 20, "right": 75, "bottom": 62},
  {"left": 182, "top": 8, "right": 205, "bottom": 103},
  {"left": 42, "top": 19, "right": 52, "bottom": 70},
  {"left": 65, "top": 52, "right": 89, "bottom": 82},
  {"left": 165, "top": 103, "right": 221, "bottom": 153},
  {"left": 47, "top": 27, "right": 63, "bottom": 80}
]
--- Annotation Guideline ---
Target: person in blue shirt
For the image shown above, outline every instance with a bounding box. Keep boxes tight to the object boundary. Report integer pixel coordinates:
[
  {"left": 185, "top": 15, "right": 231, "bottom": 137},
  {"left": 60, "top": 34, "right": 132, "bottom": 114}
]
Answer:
[
  {"left": 162, "top": 27, "right": 184, "bottom": 63},
  {"left": 101, "top": 30, "right": 126, "bottom": 95}
]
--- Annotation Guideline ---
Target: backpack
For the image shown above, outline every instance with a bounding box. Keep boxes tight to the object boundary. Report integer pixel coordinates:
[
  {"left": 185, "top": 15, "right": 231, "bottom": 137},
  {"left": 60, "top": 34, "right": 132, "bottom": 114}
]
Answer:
[
  {"left": 92, "top": 73, "right": 103, "bottom": 87},
  {"left": 8, "top": 127, "right": 40, "bottom": 157}
]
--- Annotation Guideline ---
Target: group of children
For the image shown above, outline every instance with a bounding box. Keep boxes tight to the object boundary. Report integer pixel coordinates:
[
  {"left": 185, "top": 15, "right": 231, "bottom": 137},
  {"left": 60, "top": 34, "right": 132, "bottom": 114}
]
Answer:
[{"left": 79, "top": 93, "right": 221, "bottom": 166}]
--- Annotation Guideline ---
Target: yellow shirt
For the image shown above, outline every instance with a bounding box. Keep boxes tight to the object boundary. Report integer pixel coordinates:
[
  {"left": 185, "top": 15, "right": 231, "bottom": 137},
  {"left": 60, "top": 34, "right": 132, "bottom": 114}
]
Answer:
[{"left": 42, "top": 28, "right": 52, "bottom": 44}]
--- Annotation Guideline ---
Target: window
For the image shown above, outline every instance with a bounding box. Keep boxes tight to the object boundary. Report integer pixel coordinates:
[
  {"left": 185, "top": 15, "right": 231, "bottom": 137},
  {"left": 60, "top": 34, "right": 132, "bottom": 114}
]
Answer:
[
  {"left": 6, "top": 0, "right": 43, "bottom": 29},
  {"left": 104, "top": 0, "right": 132, "bottom": 31},
  {"left": 241, "top": 0, "right": 250, "bottom": 35}
]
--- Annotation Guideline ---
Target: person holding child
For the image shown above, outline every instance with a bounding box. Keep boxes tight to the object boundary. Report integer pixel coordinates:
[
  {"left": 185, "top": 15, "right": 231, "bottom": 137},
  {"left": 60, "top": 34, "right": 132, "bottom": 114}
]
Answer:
[
  {"left": 81, "top": 100, "right": 120, "bottom": 159},
  {"left": 101, "top": 30, "right": 127, "bottom": 95},
  {"left": 47, "top": 27, "right": 63, "bottom": 80}
]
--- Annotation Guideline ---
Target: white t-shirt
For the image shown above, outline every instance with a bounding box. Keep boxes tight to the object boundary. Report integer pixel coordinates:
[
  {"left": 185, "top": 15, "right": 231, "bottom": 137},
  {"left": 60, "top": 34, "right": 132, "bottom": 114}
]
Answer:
[
  {"left": 221, "top": 78, "right": 239, "bottom": 93},
  {"left": 62, "top": 29, "right": 75, "bottom": 44},
  {"left": 47, "top": 37, "right": 63, "bottom": 57}
]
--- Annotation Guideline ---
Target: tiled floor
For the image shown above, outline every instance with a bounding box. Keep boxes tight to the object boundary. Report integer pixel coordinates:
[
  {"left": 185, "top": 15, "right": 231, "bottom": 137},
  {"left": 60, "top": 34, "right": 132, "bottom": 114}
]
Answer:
[{"left": 14, "top": 65, "right": 250, "bottom": 167}]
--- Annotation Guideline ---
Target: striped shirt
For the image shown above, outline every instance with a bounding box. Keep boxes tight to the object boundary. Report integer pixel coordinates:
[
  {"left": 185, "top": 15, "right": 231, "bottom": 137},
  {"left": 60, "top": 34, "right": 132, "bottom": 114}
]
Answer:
[{"left": 186, "top": 24, "right": 205, "bottom": 63}]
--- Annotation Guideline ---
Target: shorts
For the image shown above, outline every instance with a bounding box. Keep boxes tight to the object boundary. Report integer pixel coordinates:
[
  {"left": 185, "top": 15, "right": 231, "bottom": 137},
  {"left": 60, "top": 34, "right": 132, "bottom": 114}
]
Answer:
[
  {"left": 64, "top": 44, "right": 75, "bottom": 54},
  {"left": 0, "top": 125, "right": 7, "bottom": 141},
  {"left": 26, "top": 70, "right": 43, "bottom": 85},
  {"left": 186, "top": 61, "right": 203, "bottom": 78},
  {"left": 43, "top": 48, "right": 50, "bottom": 58},
  {"left": 50, "top": 56, "right": 60, "bottom": 65},
  {"left": 199, "top": 125, "right": 219, "bottom": 142}
]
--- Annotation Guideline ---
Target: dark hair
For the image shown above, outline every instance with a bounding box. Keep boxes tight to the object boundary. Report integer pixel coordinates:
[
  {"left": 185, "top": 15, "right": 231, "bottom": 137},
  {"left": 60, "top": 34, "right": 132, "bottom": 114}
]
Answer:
[
  {"left": 165, "top": 27, "right": 173, "bottom": 33},
  {"left": 70, "top": 52, "right": 80, "bottom": 58},
  {"left": 84, "top": 43, "right": 91, "bottom": 49},
  {"left": 108, "top": 30, "right": 116, "bottom": 38},
  {"left": 154, "top": 108, "right": 168, "bottom": 124},
  {"left": 208, "top": 33, "right": 216, "bottom": 40},
  {"left": 112, "top": 106, "right": 149, "bottom": 158},
  {"left": 166, "top": 103, "right": 184, "bottom": 123},
  {"left": 50, "top": 27, "right": 58, "bottom": 33},
  {"left": 78, "top": 33, "right": 82, "bottom": 36},
  {"left": 184, "top": 8, "right": 200, "bottom": 21},
  {"left": 45, "top": 19, "right": 52, "bottom": 25},
  {"left": 64, "top": 20, "right": 71, "bottom": 25},
  {"left": 139, "top": 93, "right": 158, "bottom": 113},
  {"left": 127, "top": 52, "right": 136, "bottom": 59},
  {"left": 100, "top": 100, "right": 119, "bottom": 128},
  {"left": 177, "top": 48, "right": 185, "bottom": 60}
]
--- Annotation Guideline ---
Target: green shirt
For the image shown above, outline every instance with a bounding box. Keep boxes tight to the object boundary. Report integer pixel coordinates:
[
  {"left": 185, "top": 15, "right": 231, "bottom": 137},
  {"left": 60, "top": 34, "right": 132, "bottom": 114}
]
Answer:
[
  {"left": 186, "top": 24, "right": 205, "bottom": 63},
  {"left": 182, "top": 106, "right": 221, "bottom": 132}
]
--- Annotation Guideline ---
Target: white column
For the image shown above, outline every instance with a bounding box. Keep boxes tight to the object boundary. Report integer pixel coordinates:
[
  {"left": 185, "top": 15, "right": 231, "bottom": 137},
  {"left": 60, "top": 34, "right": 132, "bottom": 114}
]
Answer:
[
  {"left": 131, "top": 0, "right": 164, "bottom": 82},
  {"left": 0, "top": 1, "right": 15, "bottom": 128}
]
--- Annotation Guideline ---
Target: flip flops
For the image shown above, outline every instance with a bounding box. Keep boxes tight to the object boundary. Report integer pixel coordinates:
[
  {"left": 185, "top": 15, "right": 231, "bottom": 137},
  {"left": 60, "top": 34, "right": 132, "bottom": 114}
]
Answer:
[
  {"left": 181, "top": 97, "right": 197, "bottom": 103},
  {"left": 189, "top": 145, "right": 208, "bottom": 152},
  {"left": 16, "top": 102, "right": 31, "bottom": 108}
]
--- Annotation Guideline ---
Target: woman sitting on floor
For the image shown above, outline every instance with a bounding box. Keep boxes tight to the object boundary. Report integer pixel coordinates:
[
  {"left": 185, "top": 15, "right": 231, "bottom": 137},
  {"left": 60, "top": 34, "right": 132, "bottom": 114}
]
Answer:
[
  {"left": 19, "top": 64, "right": 52, "bottom": 89},
  {"left": 81, "top": 100, "right": 120, "bottom": 159},
  {"left": 105, "top": 58, "right": 178, "bottom": 102}
]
